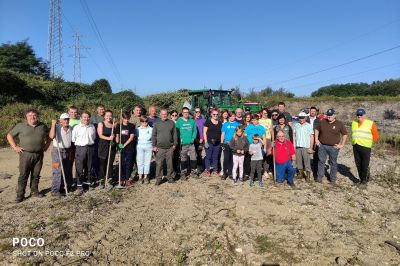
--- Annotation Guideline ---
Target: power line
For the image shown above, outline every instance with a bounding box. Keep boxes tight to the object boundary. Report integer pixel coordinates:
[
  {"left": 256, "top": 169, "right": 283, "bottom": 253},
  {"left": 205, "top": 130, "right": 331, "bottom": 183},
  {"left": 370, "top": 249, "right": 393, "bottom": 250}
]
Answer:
[
  {"left": 68, "top": 32, "right": 89, "bottom": 83},
  {"left": 62, "top": 11, "right": 111, "bottom": 83},
  {"left": 79, "top": 0, "right": 125, "bottom": 88},
  {"left": 254, "top": 44, "right": 400, "bottom": 89},
  {"left": 226, "top": 18, "right": 400, "bottom": 88},
  {"left": 287, "top": 62, "right": 400, "bottom": 90}
]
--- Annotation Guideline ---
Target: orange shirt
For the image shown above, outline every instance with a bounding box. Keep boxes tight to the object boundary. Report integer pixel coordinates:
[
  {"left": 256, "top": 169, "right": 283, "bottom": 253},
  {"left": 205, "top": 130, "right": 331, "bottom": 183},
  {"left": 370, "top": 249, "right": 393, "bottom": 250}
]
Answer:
[{"left": 358, "top": 121, "right": 379, "bottom": 142}]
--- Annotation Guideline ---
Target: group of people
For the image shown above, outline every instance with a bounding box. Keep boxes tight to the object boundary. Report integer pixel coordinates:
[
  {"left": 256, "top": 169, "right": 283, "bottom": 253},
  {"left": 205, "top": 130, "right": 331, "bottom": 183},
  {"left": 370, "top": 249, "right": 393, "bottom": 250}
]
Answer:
[{"left": 7, "top": 102, "right": 379, "bottom": 202}]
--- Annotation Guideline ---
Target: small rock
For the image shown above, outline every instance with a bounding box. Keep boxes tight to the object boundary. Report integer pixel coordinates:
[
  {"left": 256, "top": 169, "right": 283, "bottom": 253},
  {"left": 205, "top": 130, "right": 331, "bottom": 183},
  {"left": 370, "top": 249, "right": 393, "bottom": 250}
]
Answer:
[
  {"left": 0, "top": 172, "right": 12, "bottom": 179},
  {"left": 235, "top": 247, "right": 242, "bottom": 253},
  {"left": 335, "top": 256, "right": 348, "bottom": 265},
  {"left": 295, "top": 196, "right": 306, "bottom": 204}
]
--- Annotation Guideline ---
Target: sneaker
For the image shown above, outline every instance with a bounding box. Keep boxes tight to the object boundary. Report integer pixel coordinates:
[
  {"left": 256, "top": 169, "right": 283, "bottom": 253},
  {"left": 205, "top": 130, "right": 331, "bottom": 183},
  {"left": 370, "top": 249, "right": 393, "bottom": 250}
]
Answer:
[
  {"left": 232, "top": 179, "right": 238, "bottom": 185},
  {"left": 239, "top": 178, "right": 244, "bottom": 185},
  {"left": 144, "top": 177, "right": 150, "bottom": 184},
  {"left": 191, "top": 170, "right": 200, "bottom": 178},
  {"left": 127, "top": 180, "right": 133, "bottom": 187},
  {"left": 249, "top": 180, "right": 254, "bottom": 187},
  {"left": 258, "top": 180, "right": 264, "bottom": 188},
  {"left": 221, "top": 174, "right": 228, "bottom": 180},
  {"left": 155, "top": 178, "right": 162, "bottom": 186},
  {"left": 289, "top": 183, "right": 296, "bottom": 189},
  {"left": 203, "top": 171, "right": 211, "bottom": 177},
  {"left": 263, "top": 172, "right": 270, "bottom": 179},
  {"left": 212, "top": 172, "right": 220, "bottom": 178}
]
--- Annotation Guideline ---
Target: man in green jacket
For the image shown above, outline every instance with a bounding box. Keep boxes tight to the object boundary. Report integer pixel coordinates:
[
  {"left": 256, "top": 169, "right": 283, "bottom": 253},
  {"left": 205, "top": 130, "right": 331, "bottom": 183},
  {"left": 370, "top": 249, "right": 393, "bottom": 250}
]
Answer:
[{"left": 176, "top": 107, "right": 199, "bottom": 179}]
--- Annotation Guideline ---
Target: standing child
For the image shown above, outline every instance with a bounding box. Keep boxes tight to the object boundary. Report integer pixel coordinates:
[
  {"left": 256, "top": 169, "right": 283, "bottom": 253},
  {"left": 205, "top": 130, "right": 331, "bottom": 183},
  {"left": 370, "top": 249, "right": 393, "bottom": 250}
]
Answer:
[
  {"left": 136, "top": 116, "right": 153, "bottom": 184},
  {"left": 229, "top": 127, "right": 249, "bottom": 185},
  {"left": 249, "top": 134, "right": 264, "bottom": 188},
  {"left": 116, "top": 112, "right": 135, "bottom": 186}
]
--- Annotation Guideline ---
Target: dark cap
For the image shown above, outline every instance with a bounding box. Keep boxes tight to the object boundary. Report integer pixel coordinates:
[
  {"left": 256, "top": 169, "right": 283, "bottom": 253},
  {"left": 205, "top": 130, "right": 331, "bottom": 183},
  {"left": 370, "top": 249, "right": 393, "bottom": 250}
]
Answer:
[
  {"left": 326, "top": 109, "right": 335, "bottom": 116},
  {"left": 356, "top": 108, "right": 366, "bottom": 116}
]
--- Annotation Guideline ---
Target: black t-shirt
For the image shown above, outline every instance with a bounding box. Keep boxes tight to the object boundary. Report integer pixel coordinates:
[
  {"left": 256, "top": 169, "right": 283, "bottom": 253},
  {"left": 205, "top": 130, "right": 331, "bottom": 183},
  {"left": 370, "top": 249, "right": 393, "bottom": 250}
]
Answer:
[
  {"left": 116, "top": 123, "right": 136, "bottom": 151},
  {"left": 204, "top": 119, "right": 222, "bottom": 144}
]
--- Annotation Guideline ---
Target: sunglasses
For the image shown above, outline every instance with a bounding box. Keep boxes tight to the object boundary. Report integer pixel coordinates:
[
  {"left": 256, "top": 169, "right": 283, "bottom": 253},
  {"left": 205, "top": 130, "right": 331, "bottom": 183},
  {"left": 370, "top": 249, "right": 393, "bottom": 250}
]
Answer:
[{"left": 171, "top": 114, "right": 178, "bottom": 117}]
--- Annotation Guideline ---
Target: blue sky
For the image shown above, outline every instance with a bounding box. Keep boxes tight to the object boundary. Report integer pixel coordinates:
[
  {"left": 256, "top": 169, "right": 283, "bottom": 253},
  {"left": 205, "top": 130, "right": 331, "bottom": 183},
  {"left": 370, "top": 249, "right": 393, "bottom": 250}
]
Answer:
[{"left": 0, "top": 0, "right": 399, "bottom": 96}]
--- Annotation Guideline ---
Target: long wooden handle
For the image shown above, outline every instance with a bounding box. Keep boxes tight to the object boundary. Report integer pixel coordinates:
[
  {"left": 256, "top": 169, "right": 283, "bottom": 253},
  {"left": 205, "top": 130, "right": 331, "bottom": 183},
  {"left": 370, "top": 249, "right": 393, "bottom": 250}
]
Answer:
[
  {"left": 55, "top": 131, "right": 69, "bottom": 195},
  {"left": 105, "top": 118, "right": 115, "bottom": 188}
]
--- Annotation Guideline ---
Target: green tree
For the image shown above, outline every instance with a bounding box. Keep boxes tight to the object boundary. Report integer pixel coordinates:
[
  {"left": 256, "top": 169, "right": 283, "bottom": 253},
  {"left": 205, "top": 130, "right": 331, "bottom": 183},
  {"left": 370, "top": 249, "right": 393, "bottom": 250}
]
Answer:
[
  {"left": 91, "top": 78, "right": 112, "bottom": 94},
  {"left": 0, "top": 40, "right": 49, "bottom": 78}
]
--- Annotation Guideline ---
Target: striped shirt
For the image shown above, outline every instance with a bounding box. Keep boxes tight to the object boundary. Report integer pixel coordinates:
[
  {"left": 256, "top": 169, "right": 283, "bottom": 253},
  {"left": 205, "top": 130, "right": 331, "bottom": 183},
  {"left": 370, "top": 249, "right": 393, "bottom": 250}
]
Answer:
[{"left": 294, "top": 122, "right": 313, "bottom": 148}]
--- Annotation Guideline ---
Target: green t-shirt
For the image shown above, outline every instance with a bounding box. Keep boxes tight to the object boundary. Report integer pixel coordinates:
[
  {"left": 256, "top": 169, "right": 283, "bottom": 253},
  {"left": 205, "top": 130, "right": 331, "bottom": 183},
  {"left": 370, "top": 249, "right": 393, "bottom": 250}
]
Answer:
[
  {"left": 9, "top": 122, "right": 49, "bottom": 153},
  {"left": 69, "top": 118, "right": 80, "bottom": 128}
]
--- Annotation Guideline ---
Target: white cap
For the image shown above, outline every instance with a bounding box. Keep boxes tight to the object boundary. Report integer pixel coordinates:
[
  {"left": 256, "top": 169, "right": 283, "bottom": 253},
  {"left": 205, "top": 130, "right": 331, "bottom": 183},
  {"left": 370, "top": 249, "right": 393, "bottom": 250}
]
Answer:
[
  {"left": 59, "top": 113, "right": 70, "bottom": 119},
  {"left": 298, "top": 112, "right": 308, "bottom": 117}
]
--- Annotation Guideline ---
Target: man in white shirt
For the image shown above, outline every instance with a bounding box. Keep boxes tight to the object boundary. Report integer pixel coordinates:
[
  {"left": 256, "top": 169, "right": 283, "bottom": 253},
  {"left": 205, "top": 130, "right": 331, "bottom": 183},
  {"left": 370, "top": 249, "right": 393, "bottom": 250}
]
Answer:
[
  {"left": 49, "top": 113, "right": 73, "bottom": 196},
  {"left": 72, "top": 111, "right": 96, "bottom": 192}
]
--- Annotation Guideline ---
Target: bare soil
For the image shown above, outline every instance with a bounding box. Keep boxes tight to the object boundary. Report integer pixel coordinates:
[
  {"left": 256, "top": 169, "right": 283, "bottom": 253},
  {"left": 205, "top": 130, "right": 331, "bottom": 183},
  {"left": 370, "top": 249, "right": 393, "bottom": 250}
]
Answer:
[{"left": 0, "top": 143, "right": 399, "bottom": 265}]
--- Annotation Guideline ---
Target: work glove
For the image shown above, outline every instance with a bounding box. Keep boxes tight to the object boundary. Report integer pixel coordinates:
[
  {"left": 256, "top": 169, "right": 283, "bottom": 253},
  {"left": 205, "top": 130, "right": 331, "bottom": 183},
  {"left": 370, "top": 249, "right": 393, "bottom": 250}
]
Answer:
[
  {"left": 204, "top": 142, "right": 209, "bottom": 149},
  {"left": 116, "top": 143, "right": 124, "bottom": 151}
]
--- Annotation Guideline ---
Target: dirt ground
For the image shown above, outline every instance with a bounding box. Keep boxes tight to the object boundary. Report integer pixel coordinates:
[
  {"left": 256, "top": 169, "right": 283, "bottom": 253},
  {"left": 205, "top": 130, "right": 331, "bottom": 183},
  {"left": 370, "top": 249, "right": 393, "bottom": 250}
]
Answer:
[{"left": 0, "top": 144, "right": 399, "bottom": 265}]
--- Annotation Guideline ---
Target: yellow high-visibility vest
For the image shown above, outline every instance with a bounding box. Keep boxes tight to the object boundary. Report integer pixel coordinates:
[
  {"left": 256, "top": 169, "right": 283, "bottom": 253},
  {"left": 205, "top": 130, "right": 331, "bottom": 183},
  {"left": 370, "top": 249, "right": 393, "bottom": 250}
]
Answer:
[{"left": 352, "top": 119, "right": 373, "bottom": 148}]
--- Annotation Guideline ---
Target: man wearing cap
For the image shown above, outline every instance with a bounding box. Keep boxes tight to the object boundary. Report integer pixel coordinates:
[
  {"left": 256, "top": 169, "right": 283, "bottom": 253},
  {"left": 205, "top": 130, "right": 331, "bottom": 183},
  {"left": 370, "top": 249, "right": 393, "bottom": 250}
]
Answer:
[
  {"left": 7, "top": 108, "right": 51, "bottom": 202},
  {"left": 293, "top": 112, "right": 314, "bottom": 181},
  {"left": 352, "top": 108, "right": 379, "bottom": 185},
  {"left": 315, "top": 109, "right": 348, "bottom": 184},
  {"left": 49, "top": 113, "right": 73, "bottom": 196}
]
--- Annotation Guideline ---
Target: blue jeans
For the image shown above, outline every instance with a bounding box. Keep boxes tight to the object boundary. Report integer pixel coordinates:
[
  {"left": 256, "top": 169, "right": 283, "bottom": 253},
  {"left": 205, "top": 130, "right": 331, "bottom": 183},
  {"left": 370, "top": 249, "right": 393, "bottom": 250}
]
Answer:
[
  {"left": 121, "top": 149, "right": 134, "bottom": 181},
  {"left": 317, "top": 144, "right": 339, "bottom": 182},
  {"left": 205, "top": 143, "right": 220, "bottom": 172},
  {"left": 136, "top": 144, "right": 152, "bottom": 175},
  {"left": 276, "top": 160, "right": 295, "bottom": 185}
]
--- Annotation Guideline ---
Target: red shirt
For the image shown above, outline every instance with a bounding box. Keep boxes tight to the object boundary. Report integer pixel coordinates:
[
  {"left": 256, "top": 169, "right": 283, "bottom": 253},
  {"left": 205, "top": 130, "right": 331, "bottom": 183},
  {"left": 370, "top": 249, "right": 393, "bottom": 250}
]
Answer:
[{"left": 275, "top": 140, "right": 295, "bottom": 164}]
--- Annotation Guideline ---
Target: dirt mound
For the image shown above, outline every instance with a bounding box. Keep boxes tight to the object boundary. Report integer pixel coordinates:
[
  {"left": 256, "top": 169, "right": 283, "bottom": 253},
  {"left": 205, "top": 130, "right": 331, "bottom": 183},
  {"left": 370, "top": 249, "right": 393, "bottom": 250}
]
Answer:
[{"left": 0, "top": 146, "right": 399, "bottom": 265}]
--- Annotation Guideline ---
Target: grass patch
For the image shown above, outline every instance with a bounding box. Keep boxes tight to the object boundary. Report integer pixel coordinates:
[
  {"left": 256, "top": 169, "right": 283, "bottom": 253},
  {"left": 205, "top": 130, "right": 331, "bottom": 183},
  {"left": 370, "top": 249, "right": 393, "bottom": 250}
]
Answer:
[
  {"left": 303, "top": 201, "right": 318, "bottom": 206},
  {"left": 109, "top": 190, "right": 123, "bottom": 203},
  {"left": 255, "top": 235, "right": 273, "bottom": 254},
  {"left": 355, "top": 216, "right": 365, "bottom": 225},
  {"left": 176, "top": 251, "right": 188, "bottom": 265},
  {"left": 374, "top": 159, "right": 400, "bottom": 189},
  {"left": 361, "top": 207, "right": 371, "bottom": 214}
]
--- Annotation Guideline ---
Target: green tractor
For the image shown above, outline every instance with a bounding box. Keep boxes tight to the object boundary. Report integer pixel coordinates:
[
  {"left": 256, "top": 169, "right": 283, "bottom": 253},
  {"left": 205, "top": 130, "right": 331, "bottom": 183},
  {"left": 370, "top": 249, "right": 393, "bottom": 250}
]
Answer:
[{"left": 187, "top": 89, "right": 263, "bottom": 115}]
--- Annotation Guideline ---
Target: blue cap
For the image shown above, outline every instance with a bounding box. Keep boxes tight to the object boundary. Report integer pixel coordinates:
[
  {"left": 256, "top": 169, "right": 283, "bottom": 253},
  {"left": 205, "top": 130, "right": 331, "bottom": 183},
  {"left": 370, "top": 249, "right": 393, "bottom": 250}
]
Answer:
[{"left": 356, "top": 108, "right": 366, "bottom": 116}]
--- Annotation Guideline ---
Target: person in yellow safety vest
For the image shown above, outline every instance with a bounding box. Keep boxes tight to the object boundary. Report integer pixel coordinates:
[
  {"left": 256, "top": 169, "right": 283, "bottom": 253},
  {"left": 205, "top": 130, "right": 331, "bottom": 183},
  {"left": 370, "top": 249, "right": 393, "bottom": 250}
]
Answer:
[{"left": 352, "top": 108, "right": 379, "bottom": 186}]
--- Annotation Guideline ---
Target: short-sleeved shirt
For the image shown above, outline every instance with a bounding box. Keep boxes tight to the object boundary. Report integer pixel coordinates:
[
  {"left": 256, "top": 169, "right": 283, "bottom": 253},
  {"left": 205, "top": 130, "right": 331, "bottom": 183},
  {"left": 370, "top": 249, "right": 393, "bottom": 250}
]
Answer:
[
  {"left": 259, "top": 118, "right": 272, "bottom": 139},
  {"left": 221, "top": 121, "right": 240, "bottom": 143},
  {"left": 280, "top": 111, "right": 292, "bottom": 122},
  {"left": 204, "top": 119, "right": 222, "bottom": 144},
  {"left": 52, "top": 124, "right": 72, "bottom": 149},
  {"left": 249, "top": 143, "right": 263, "bottom": 160},
  {"left": 69, "top": 118, "right": 80, "bottom": 128},
  {"left": 294, "top": 122, "right": 313, "bottom": 148},
  {"left": 90, "top": 114, "right": 104, "bottom": 127},
  {"left": 275, "top": 140, "right": 295, "bottom": 164},
  {"left": 116, "top": 123, "right": 135, "bottom": 151},
  {"left": 9, "top": 122, "right": 49, "bottom": 153},
  {"left": 244, "top": 124, "right": 266, "bottom": 144},
  {"left": 317, "top": 119, "right": 348, "bottom": 145}
]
